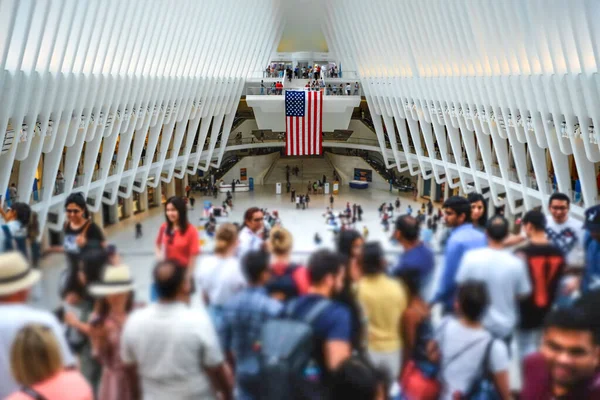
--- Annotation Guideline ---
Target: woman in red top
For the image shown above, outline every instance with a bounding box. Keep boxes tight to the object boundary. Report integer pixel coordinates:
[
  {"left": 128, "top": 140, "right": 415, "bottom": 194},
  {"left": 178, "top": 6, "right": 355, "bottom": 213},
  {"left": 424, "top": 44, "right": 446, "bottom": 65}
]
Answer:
[{"left": 155, "top": 196, "right": 199, "bottom": 271}]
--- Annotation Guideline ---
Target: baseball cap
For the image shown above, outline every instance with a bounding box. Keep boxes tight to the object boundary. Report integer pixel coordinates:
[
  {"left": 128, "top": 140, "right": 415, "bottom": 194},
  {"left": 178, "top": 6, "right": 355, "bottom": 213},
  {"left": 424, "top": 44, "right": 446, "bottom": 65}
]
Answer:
[{"left": 584, "top": 205, "right": 600, "bottom": 233}]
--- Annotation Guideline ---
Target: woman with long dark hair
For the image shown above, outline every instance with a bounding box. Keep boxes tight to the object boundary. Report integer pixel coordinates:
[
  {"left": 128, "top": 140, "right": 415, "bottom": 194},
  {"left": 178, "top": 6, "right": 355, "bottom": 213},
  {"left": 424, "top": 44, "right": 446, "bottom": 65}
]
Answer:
[
  {"left": 0, "top": 202, "right": 32, "bottom": 256},
  {"left": 335, "top": 230, "right": 366, "bottom": 353},
  {"left": 47, "top": 193, "right": 105, "bottom": 293},
  {"left": 155, "top": 196, "right": 199, "bottom": 271},
  {"left": 467, "top": 192, "right": 488, "bottom": 230},
  {"left": 88, "top": 265, "right": 138, "bottom": 400}
]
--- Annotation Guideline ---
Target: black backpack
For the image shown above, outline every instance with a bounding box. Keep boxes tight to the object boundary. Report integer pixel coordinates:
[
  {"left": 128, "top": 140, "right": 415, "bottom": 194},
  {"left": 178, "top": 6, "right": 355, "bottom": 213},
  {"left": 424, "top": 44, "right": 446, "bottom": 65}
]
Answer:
[{"left": 260, "top": 298, "right": 331, "bottom": 400}]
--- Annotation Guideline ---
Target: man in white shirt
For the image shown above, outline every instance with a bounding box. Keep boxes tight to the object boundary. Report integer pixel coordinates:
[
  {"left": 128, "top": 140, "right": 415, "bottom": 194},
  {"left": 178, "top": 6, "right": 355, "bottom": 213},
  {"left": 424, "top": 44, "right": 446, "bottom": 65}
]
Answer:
[
  {"left": 504, "top": 192, "right": 584, "bottom": 267},
  {"left": 456, "top": 216, "right": 531, "bottom": 340},
  {"left": 121, "top": 260, "right": 233, "bottom": 400},
  {"left": 0, "top": 252, "right": 75, "bottom": 399},
  {"left": 237, "top": 207, "right": 264, "bottom": 260},
  {"left": 545, "top": 192, "right": 585, "bottom": 266}
]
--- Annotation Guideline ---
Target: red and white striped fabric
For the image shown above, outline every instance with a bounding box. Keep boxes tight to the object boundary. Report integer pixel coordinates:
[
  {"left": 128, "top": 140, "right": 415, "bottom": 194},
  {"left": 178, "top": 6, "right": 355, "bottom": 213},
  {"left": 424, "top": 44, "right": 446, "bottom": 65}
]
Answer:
[{"left": 285, "top": 89, "right": 323, "bottom": 156}]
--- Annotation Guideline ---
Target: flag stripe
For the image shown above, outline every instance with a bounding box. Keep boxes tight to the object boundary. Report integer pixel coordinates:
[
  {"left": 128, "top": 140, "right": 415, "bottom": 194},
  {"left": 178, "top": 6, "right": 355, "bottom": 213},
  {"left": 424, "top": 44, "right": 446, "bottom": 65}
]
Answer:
[{"left": 285, "top": 90, "right": 322, "bottom": 156}]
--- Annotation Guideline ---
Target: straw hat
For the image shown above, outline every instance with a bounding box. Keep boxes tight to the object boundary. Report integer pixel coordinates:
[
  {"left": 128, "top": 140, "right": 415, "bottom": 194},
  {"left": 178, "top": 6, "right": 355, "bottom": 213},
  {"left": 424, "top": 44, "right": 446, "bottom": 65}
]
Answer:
[
  {"left": 0, "top": 252, "right": 40, "bottom": 296},
  {"left": 88, "top": 264, "right": 135, "bottom": 296}
]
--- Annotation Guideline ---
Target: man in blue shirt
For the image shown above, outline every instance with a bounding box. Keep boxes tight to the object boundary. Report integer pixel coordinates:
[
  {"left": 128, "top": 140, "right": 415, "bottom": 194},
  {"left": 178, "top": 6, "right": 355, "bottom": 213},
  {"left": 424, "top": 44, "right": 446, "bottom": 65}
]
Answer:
[
  {"left": 580, "top": 205, "right": 600, "bottom": 294},
  {"left": 220, "top": 250, "right": 283, "bottom": 399},
  {"left": 290, "top": 249, "right": 352, "bottom": 385},
  {"left": 432, "top": 196, "right": 486, "bottom": 313},
  {"left": 391, "top": 215, "right": 435, "bottom": 298}
]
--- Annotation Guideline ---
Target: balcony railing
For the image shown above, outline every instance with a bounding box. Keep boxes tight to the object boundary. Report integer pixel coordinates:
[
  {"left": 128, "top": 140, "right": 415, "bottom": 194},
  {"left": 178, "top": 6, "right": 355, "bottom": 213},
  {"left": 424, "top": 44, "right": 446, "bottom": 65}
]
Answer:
[{"left": 246, "top": 86, "right": 361, "bottom": 96}]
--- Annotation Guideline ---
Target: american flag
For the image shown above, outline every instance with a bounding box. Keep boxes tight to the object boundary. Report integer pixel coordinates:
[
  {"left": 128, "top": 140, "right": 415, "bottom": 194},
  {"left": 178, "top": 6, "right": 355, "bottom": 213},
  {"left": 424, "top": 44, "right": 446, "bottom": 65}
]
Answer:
[{"left": 285, "top": 90, "right": 322, "bottom": 156}]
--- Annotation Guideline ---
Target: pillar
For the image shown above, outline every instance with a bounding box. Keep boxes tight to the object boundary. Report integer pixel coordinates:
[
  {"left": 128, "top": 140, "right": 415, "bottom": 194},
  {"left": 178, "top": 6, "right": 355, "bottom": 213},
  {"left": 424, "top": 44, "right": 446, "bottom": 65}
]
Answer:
[
  {"left": 154, "top": 183, "right": 163, "bottom": 206},
  {"left": 430, "top": 179, "right": 438, "bottom": 202},
  {"left": 140, "top": 189, "right": 148, "bottom": 212},
  {"left": 91, "top": 206, "right": 104, "bottom": 229},
  {"left": 417, "top": 174, "right": 424, "bottom": 199},
  {"left": 104, "top": 202, "right": 118, "bottom": 225},
  {"left": 166, "top": 179, "right": 176, "bottom": 198},
  {"left": 122, "top": 195, "right": 133, "bottom": 219}
]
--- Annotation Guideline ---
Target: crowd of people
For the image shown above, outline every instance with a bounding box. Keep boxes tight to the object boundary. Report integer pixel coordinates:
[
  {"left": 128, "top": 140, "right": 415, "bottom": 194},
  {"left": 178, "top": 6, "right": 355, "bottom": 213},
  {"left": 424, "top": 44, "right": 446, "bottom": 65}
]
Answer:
[{"left": 1, "top": 185, "right": 600, "bottom": 399}]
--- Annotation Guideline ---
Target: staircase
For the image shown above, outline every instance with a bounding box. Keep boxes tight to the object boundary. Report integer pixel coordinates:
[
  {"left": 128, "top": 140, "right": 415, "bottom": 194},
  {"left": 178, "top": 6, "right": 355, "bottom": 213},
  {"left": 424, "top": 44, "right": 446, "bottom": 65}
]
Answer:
[{"left": 264, "top": 157, "right": 334, "bottom": 187}]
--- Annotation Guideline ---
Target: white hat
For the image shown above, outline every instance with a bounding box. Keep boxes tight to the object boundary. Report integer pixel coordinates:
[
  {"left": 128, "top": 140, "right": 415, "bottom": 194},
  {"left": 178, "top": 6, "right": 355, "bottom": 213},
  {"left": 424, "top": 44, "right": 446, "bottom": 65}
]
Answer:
[
  {"left": 88, "top": 264, "right": 135, "bottom": 296},
  {"left": 0, "top": 252, "right": 40, "bottom": 296}
]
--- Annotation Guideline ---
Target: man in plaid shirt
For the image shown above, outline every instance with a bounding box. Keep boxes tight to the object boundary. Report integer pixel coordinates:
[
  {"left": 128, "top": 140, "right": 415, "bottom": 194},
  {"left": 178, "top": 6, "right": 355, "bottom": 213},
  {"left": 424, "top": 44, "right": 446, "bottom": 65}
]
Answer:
[{"left": 220, "top": 250, "right": 283, "bottom": 399}]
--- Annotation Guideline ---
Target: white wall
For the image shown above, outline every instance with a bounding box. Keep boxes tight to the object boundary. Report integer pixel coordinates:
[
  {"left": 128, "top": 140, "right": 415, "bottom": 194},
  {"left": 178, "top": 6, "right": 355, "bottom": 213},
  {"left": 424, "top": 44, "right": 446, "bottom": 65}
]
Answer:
[
  {"left": 348, "top": 120, "right": 377, "bottom": 140},
  {"left": 326, "top": 152, "right": 389, "bottom": 190},
  {"left": 232, "top": 119, "right": 259, "bottom": 140},
  {"left": 220, "top": 152, "right": 280, "bottom": 185}
]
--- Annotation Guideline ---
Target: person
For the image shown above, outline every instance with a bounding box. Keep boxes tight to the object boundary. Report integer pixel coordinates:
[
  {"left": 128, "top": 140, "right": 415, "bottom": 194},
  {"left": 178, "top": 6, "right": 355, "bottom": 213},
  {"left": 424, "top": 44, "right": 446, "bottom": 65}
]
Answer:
[
  {"left": 397, "top": 270, "right": 436, "bottom": 383},
  {"left": 521, "top": 307, "right": 600, "bottom": 399},
  {"left": 5, "top": 324, "right": 93, "bottom": 400},
  {"left": 195, "top": 224, "right": 245, "bottom": 331},
  {"left": 286, "top": 181, "right": 291, "bottom": 193},
  {"left": 515, "top": 210, "right": 566, "bottom": 361},
  {"left": 314, "top": 232, "right": 322, "bottom": 245},
  {"left": 0, "top": 202, "right": 31, "bottom": 256},
  {"left": 291, "top": 188, "right": 296, "bottom": 203},
  {"left": 220, "top": 250, "right": 283, "bottom": 399},
  {"left": 305, "top": 193, "right": 310, "bottom": 208},
  {"left": 134, "top": 222, "right": 142, "bottom": 239},
  {"left": 260, "top": 80, "right": 265, "bottom": 95},
  {"left": 121, "top": 260, "right": 234, "bottom": 399},
  {"left": 363, "top": 225, "right": 369, "bottom": 240},
  {"left": 47, "top": 193, "right": 105, "bottom": 294},
  {"left": 357, "top": 242, "right": 408, "bottom": 390},
  {"left": 155, "top": 196, "right": 199, "bottom": 272},
  {"left": 467, "top": 193, "right": 487, "bottom": 230},
  {"left": 231, "top": 179, "right": 236, "bottom": 193},
  {"left": 8, "top": 182, "right": 17, "bottom": 206},
  {"left": 579, "top": 204, "right": 600, "bottom": 294},
  {"left": 238, "top": 207, "right": 264, "bottom": 260},
  {"left": 265, "top": 226, "right": 309, "bottom": 302},
  {"left": 358, "top": 205, "right": 363, "bottom": 221},
  {"left": 353, "top": 82, "right": 360, "bottom": 95},
  {"left": 432, "top": 196, "right": 486, "bottom": 314},
  {"left": 391, "top": 215, "right": 435, "bottom": 297},
  {"left": 345, "top": 82, "right": 351, "bottom": 95},
  {"left": 395, "top": 198, "right": 400, "bottom": 211},
  {"left": 189, "top": 196, "right": 195, "bottom": 209},
  {"left": 330, "top": 194, "right": 334, "bottom": 208},
  {"left": 330, "top": 357, "right": 388, "bottom": 400},
  {"left": 456, "top": 215, "right": 531, "bottom": 342},
  {"left": 88, "top": 264, "right": 138, "bottom": 400},
  {"left": 296, "top": 195, "right": 301, "bottom": 209},
  {"left": 545, "top": 193, "right": 584, "bottom": 265},
  {"left": 406, "top": 205, "right": 413, "bottom": 216},
  {"left": 0, "top": 252, "right": 75, "bottom": 398},
  {"left": 28, "top": 212, "right": 41, "bottom": 268},
  {"left": 288, "top": 250, "right": 352, "bottom": 389},
  {"left": 435, "top": 281, "right": 511, "bottom": 400},
  {"left": 336, "top": 230, "right": 366, "bottom": 353},
  {"left": 427, "top": 199, "right": 434, "bottom": 216}
]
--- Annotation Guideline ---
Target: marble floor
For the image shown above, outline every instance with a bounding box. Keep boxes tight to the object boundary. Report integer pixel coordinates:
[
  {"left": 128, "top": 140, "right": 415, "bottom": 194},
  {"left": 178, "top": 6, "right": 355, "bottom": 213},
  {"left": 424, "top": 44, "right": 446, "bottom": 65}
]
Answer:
[{"left": 34, "top": 184, "right": 434, "bottom": 310}]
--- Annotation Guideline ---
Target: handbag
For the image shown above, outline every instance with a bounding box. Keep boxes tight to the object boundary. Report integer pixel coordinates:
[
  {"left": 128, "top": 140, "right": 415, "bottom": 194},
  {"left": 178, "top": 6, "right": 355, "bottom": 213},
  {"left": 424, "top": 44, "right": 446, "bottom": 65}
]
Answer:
[{"left": 400, "top": 360, "right": 440, "bottom": 400}]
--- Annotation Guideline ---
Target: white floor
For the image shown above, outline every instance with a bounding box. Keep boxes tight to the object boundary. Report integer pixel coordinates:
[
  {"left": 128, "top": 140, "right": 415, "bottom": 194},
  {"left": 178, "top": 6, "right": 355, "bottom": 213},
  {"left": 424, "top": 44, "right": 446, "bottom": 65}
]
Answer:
[{"left": 34, "top": 184, "right": 429, "bottom": 310}]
